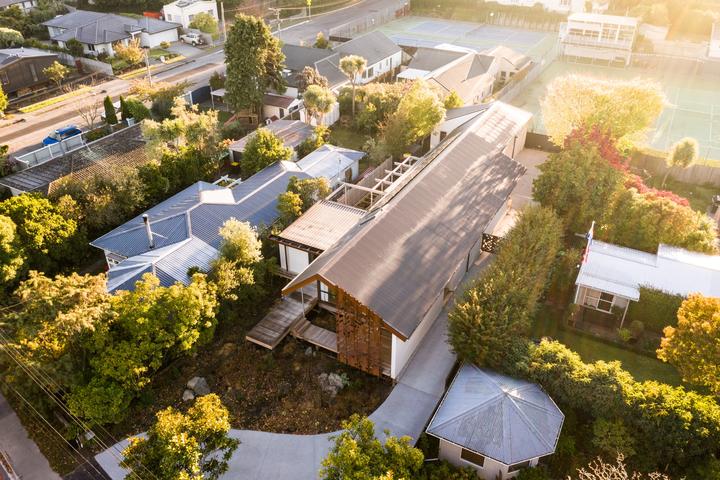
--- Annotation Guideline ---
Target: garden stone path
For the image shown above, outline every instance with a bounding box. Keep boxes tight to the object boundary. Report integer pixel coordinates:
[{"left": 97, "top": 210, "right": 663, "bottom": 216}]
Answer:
[{"left": 95, "top": 253, "right": 495, "bottom": 480}]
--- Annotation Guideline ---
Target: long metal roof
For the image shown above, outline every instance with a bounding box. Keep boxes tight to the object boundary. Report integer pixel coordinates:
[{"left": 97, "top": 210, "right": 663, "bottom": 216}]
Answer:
[
  {"left": 427, "top": 364, "right": 564, "bottom": 466},
  {"left": 276, "top": 200, "right": 365, "bottom": 252},
  {"left": 283, "top": 102, "right": 527, "bottom": 339}
]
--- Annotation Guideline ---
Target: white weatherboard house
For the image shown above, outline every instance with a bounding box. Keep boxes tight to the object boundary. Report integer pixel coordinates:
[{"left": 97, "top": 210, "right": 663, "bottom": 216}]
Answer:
[
  {"left": 710, "top": 23, "right": 720, "bottom": 59},
  {"left": 334, "top": 31, "right": 402, "bottom": 85},
  {"left": 43, "top": 10, "right": 179, "bottom": 56},
  {"left": 575, "top": 240, "right": 720, "bottom": 326},
  {"left": 560, "top": 13, "right": 637, "bottom": 65},
  {"left": 427, "top": 364, "right": 564, "bottom": 479},
  {"left": 162, "top": 0, "right": 218, "bottom": 31},
  {"left": 0, "top": 0, "right": 37, "bottom": 12}
]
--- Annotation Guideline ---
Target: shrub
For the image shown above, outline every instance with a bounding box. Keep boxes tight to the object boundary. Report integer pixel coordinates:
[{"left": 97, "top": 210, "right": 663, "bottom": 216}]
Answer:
[
  {"left": 220, "top": 120, "right": 245, "bottom": 141},
  {"left": 66, "top": 38, "right": 84, "bottom": 57},
  {"left": 209, "top": 71, "right": 226, "bottom": 91},
  {"left": 85, "top": 126, "right": 111, "bottom": 142},
  {"left": 617, "top": 327, "right": 632, "bottom": 343},
  {"left": 625, "top": 287, "right": 684, "bottom": 333},
  {"left": 124, "top": 98, "right": 151, "bottom": 122},
  {"left": 628, "top": 320, "right": 644, "bottom": 339},
  {"left": 448, "top": 206, "right": 563, "bottom": 368},
  {"left": 159, "top": 40, "right": 170, "bottom": 49},
  {"left": 417, "top": 460, "right": 477, "bottom": 480},
  {"left": 516, "top": 466, "right": 551, "bottom": 480}
]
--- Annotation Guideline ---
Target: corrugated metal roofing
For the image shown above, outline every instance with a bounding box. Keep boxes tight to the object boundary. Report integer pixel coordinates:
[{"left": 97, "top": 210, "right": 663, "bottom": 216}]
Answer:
[
  {"left": 43, "top": 10, "right": 179, "bottom": 45},
  {"left": 94, "top": 157, "right": 340, "bottom": 291},
  {"left": 576, "top": 240, "right": 720, "bottom": 300},
  {"left": 427, "top": 364, "right": 564, "bottom": 466},
  {"left": 295, "top": 144, "right": 364, "bottom": 183},
  {"left": 277, "top": 200, "right": 365, "bottom": 251},
  {"left": 283, "top": 102, "right": 527, "bottom": 338},
  {"left": 228, "top": 120, "right": 314, "bottom": 152}
]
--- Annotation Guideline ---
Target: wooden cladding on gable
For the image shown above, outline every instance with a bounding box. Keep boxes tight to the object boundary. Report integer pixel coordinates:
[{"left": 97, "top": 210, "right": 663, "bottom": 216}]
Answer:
[{"left": 335, "top": 287, "right": 390, "bottom": 377}]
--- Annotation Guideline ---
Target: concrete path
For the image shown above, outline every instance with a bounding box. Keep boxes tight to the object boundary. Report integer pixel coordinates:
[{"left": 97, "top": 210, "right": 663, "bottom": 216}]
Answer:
[{"left": 0, "top": 392, "right": 62, "bottom": 480}]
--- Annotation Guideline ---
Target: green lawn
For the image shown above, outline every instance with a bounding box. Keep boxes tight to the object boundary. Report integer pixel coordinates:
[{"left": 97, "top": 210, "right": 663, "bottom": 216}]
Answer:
[
  {"left": 217, "top": 110, "right": 233, "bottom": 124},
  {"left": 531, "top": 305, "right": 682, "bottom": 386},
  {"left": 328, "top": 125, "right": 371, "bottom": 171},
  {"left": 644, "top": 176, "right": 716, "bottom": 214},
  {"left": 148, "top": 48, "right": 172, "bottom": 60}
]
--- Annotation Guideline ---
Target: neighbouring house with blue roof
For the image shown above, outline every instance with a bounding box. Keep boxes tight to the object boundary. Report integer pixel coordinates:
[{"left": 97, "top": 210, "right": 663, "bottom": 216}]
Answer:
[{"left": 92, "top": 153, "right": 347, "bottom": 293}]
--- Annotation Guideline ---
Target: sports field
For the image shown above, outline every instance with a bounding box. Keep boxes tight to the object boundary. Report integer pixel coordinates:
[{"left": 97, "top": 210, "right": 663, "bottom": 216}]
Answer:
[
  {"left": 511, "top": 60, "right": 720, "bottom": 161},
  {"left": 377, "top": 16, "right": 557, "bottom": 61}
]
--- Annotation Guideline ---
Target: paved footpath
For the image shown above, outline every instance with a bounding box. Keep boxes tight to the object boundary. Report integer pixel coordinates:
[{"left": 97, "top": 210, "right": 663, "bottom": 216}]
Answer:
[
  {"left": 96, "top": 254, "right": 496, "bottom": 480},
  {"left": 0, "top": 392, "right": 62, "bottom": 480}
]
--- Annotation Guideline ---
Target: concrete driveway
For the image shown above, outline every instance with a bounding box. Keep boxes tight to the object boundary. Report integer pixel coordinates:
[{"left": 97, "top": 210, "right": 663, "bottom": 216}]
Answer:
[{"left": 168, "top": 41, "right": 205, "bottom": 58}]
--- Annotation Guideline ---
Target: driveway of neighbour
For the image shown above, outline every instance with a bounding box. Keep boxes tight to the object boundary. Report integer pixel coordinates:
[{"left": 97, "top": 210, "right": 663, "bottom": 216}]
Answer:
[
  {"left": 167, "top": 41, "right": 205, "bottom": 58},
  {"left": 0, "top": 392, "right": 61, "bottom": 480},
  {"left": 95, "top": 150, "right": 546, "bottom": 480}
]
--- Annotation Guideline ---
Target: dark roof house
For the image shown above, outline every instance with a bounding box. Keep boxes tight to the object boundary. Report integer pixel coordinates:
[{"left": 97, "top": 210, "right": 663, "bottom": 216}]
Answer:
[
  {"left": 0, "top": 47, "right": 58, "bottom": 96},
  {"left": 334, "top": 30, "right": 402, "bottom": 67},
  {"left": 282, "top": 102, "right": 528, "bottom": 377}
]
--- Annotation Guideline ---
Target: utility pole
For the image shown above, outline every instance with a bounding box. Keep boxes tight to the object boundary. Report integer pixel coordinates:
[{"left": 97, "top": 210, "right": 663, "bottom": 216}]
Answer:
[
  {"left": 306, "top": 0, "right": 311, "bottom": 19},
  {"left": 220, "top": 1, "right": 227, "bottom": 43},
  {"left": 143, "top": 46, "right": 152, "bottom": 85},
  {"left": 269, "top": 7, "right": 281, "bottom": 41}
]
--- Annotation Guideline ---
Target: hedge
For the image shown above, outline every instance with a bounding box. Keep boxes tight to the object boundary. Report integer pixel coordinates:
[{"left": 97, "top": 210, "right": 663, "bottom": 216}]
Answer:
[{"left": 626, "top": 286, "right": 684, "bottom": 333}]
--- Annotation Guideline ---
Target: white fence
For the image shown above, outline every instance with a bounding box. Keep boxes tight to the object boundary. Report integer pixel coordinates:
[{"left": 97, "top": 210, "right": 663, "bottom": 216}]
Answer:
[
  {"left": 13, "top": 135, "right": 85, "bottom": 169},
  {"left": 328, "top": 4, "right": 406, "bottom": 40}
]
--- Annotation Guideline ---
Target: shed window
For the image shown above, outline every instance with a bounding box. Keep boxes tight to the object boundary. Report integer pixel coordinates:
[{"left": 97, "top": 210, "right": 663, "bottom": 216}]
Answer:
[
  {"left": 460, "top": 448, "right": 485, "bottom": 467},
  {"left": 508, "top": 460, "right": 531, "bottom": 473}
]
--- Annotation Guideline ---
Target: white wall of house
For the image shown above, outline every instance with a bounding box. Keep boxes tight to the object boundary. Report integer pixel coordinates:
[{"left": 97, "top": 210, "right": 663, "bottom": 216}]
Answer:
[
  {"left": 438, "top": 439, "right": 539, "bottom": 480},
  {"left": 561, "top": 14, "right": 637, "bottom": 65},
  {"left": 162, "top": 0, "right": 218, "bottom": 30},
  {"left": 356, "top": 51, "right": 402, "bottom": 85},
  {"left": 278, "top": 244, "right": 310, "bottom": 275},
  {"left": 140, "top": 29, "right": 179, "bottom": 48},
  {"left": 390, "top": 288, "right": 444, "bottom": 379},
  {"left": 1, "top": 0, "right": 37, "bottom": 12},
  {"left": 574, "top": 285, "right": 630, "bottom": 314},
  {"left": 430, "top": 113, "right": 477, "bottom": 148}
]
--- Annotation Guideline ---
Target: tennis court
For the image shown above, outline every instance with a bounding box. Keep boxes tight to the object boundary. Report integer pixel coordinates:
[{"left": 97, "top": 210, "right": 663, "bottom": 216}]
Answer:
[
  {"left": 511, "top": 60, "right": 720, "bottom": 161},
  {"left": 377, "top": 16, "right": 557, "bottom": 61}
]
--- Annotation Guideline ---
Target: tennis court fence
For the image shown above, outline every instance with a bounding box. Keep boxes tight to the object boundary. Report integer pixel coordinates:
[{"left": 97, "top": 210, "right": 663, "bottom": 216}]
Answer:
[{"left": 329, "top": 3, "right": 409, "bottom": 40}]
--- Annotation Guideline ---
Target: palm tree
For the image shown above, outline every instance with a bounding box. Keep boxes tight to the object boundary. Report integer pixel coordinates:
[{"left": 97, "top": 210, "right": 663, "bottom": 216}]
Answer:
[
  {"left": 663, "top": 137, "right": 699, "bottom": 188},
  {"left": 339, "top": 55, "right": 367, "bottom": 119},
  {"left": 303, "top": 84, "right": 336, "bottom": 126}
]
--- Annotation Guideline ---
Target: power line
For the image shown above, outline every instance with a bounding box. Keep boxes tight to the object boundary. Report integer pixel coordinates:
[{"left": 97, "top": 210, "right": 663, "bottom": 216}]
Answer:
[
  {"left": 0, "top": 378, "right": 109, "bottom": 480},
  {"left": 0, "top": 331, "right": 155, "bottom": 480}
]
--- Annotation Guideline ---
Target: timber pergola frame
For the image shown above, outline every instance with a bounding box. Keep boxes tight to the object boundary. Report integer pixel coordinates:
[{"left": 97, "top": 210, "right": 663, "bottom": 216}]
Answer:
[
  {"left": 282, "top": 273, "right": 409, "bottom": 341},
  {"left": 327, "top": 155, "right": 420, "bottom": 210}
]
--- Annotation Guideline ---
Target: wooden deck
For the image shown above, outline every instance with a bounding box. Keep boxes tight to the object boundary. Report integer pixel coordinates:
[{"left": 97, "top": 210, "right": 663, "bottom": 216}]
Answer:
[
  {"left": 293, "top": 319, "right": 338, "bottom": 353},
  {"left": 246, "top": 287, "right": 318, "bottom": 349}
]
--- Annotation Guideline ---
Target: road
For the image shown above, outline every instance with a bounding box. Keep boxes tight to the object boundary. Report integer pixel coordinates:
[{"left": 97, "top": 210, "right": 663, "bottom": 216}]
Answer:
[
  {"left": 0, "top": 392, "right": 62, "bottom": 480},
  {"left": 0, "top": 49, "right": 226, "bottom": 154},
  {"left": 0, "top": 0, "right": 408, "bottom": 154}
]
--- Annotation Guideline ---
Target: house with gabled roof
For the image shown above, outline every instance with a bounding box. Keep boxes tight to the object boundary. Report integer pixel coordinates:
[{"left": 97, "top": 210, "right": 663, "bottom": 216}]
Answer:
[
  {"left": 91, "top": 150, "right": 349, "bottom": 292},
  {"left": 278, "top": 102, "right": 528, "bottom": 378},
  {"left": 43, "top": 10, "right": 180, "bottom": 57}
]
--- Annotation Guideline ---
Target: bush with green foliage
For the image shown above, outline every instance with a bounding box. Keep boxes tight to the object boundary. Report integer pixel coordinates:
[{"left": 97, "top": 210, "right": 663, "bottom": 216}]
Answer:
[
  {"left": 189, "top": 12, "right": 219, "bottom": 39},
  {"left": 503, "top": 339, "right": 720, "bottom": 474},
  {"left": 65, "top": 38, "right": 84, "bottom": 57},
  {"left": 320, "top": 415, "right": 424, "bottom": 480},
  {"left": 0, "top": 84, "right": 7, "bottom": 117},
  {"left": 241, "top": 127, "right": 292, "bottom": 177},
  {"left": 122, "top": 394, "right": 239, "bottom": 480},
  {"left": 448, "top": 206, "right": 563, "bottom": 368},
  {"left": 417, "top": 461, "right": 477, "bottom": 480},
  {"left": 124, "top": 97, "right": 151, "bottom": 122},
  {"left": 297, "top": 125, "right": 329, "bottom": 158},
  {"left": 103, "top": 95, "right": 117, "bottom": 125},
  {"left": 515, "top": 466, "right": 552, "bottom": 480},
  {"left": 209, "top": 71, "right": 226, "bottom": 91},
  {"left": 0, "top": 27, "right": 23, "bottom": 47}
]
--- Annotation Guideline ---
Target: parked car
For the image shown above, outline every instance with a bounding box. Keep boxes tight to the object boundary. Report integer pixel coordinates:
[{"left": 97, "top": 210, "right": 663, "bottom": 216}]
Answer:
[
  {"left": 42, "top": 125, "right": 82, "bottom": 146},
  {"left": 180, "top": 32, "right": 204, "bottom": 46}
]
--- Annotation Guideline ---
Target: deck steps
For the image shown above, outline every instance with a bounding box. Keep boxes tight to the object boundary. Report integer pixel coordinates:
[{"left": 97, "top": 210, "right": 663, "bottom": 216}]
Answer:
[
  {"left": 292, "top": 319, "right": 338, "bottom": 353},
  {"left": 246, "top": 287, "right": 318, "bottom": 349}
]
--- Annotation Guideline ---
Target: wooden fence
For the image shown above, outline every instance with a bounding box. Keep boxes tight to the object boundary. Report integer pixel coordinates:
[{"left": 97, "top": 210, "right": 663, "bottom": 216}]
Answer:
[{"left": 631, "top": 153, "right": 720, "bottom": 187}]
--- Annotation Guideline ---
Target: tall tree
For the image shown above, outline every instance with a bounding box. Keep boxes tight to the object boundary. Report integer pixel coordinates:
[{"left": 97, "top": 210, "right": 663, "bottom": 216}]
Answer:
[
  {"left": 662, "top": 136, "right": 699, "bottom": 187},
  {"left": 443, "top": 90, "right": 463, "bottom": 109},
  {"left": 68, "top": 274, "right": 218, "bottom": 424},
  {"left": 302, "top": 84, "right": 336, "bottom": 125},
  {"left": 189, "top": 12, "right": 219, "bottom": 40},
  {"left": 658, "top": 294, "right": 720, "bottom": 396},
  {"left": 320, "top": 415, "right": 424, "bottom": 480},
  {"left": 314, "top": 31, "right": 329, "bottom": 48},
  {"left": 122, "top": 394, "right": 239, "bottom": 480},
  {"left": 210, "top": 218, "right": 265, "bottom": 302},
  {"left": 240, "top": 127, "right": 292, "bottom": 177},
  {"left": 541, "top": 75, "right": 664, "bottom": 146},
  {"left": 339, "top": 55, "right": 367, "bottom": 118},
  {"left": 296, "top": 66, "right": 329, "bottom": 92},
  {"left": 224, "top": 14, "right": 285, "bottom": 114},
  {"left": 532, "top": 131, "right": 625, "bottom": 235}
]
